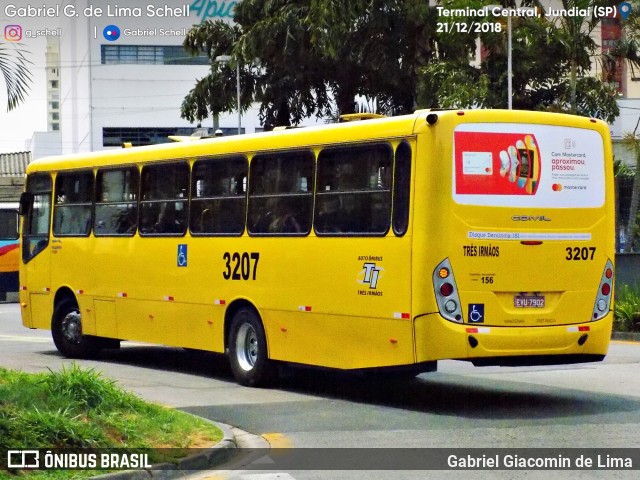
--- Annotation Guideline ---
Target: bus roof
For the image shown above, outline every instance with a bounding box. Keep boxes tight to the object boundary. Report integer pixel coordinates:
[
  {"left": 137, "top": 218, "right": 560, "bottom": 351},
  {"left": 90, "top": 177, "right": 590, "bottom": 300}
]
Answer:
[{"left": 26, "top": 109, "right": 609, "bottom": 173}]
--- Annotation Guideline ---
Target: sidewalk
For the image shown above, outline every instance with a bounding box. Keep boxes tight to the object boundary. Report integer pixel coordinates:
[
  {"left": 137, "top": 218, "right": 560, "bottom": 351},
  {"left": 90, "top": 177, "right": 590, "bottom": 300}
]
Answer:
[
  {"left": 93, "top": 423, "right": 269, "bottom": 480},
  {"left": 611, "top": 331, "right": 640, "bottom": 342}
]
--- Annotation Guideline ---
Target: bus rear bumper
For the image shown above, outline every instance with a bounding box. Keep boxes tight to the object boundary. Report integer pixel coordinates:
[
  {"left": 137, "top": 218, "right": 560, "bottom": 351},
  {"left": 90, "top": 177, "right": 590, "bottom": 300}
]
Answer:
[{"left": 415, "top": 312, "right": 613, "bottom": 365}]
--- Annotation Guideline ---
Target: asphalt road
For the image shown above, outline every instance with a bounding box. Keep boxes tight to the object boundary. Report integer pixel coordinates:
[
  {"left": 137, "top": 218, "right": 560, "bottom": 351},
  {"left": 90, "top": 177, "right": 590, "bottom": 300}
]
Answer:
[{"left": 1, "top": 303, "right": 639, "bottom": 480}]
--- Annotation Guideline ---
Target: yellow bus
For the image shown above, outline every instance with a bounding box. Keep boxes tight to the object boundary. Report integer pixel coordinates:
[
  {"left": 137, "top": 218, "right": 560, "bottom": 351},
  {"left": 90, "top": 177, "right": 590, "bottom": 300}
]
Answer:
[
  {"left": 19, "top": 109, "right": 615, "bottom": 386},
  {"left": 0, "top": 202, "right": 19, "bottom": 302}
]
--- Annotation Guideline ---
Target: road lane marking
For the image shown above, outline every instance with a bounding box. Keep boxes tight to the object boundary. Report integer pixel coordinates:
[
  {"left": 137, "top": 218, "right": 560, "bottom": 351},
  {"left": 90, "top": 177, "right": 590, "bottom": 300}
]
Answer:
[
  {"left": 0, "top": 334, "right": 51, "bottom": 343},
  {"left": 195, "top": 474, "right": 297, "bottom": 480},
  {"left": 261, "top": 433, "right": 292, "bottom": 448}
]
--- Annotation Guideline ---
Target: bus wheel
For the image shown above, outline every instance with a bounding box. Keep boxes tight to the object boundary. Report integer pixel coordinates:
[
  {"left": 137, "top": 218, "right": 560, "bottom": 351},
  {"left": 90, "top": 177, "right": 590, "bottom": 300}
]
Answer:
[
  {"left": 51, "top": 298, "right": 96, "bottom": 359},
  {"left": 228, "top": 307, "right": 275, "bottom": 387}
]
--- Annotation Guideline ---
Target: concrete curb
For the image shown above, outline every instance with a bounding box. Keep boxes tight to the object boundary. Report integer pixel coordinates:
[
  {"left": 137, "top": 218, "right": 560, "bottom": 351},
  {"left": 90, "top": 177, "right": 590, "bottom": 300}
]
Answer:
[
  {"left": 92, "top": 421, "right": 237, "bottom": 479},
  {"left": 611, "top": 331, "right": 640, "bottom": 342}
]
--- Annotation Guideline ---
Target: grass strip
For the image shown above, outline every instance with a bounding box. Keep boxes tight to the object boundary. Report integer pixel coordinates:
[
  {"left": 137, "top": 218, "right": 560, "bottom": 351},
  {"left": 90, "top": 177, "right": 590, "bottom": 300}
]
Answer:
[{"left": 0, "top": 364, "right": 223, "bottom": 478}]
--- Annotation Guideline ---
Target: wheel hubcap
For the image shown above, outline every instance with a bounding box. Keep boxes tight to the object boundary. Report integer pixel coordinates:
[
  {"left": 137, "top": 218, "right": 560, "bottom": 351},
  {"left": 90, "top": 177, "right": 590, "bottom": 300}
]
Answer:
[
  {"left": 235, "top": 323, "right": 258, "bottom": 372},
  {"left": 61, "top": 311, "right": 82, "bottom": 344}
]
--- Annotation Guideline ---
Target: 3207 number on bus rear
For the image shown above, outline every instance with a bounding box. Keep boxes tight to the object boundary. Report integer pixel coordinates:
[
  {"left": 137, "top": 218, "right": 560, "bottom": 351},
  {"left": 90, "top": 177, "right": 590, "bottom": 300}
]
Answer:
[{"left": 565, "top": 246, "right": 596, "bottom": 261}]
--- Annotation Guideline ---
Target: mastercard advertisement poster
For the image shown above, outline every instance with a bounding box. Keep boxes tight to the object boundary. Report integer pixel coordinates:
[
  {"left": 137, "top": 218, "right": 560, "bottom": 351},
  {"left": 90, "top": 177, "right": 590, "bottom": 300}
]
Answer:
[{"left": 452, "top": 124, "right": 605, "bottom": 208}]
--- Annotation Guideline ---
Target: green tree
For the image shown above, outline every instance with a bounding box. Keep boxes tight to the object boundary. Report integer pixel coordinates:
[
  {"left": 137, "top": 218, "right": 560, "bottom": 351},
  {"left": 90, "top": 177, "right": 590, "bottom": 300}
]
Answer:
[
  {"left": 181, "top": 20, "right": 254, "bottom": 126},
  {"left": 182, "top": 0, "right": 442, "bottom": 126},
  {"left": 622, "top": 133, "right": 640, "bottom": 252},
  {"left": 611, "top": 2, "right": 640, "bottom": 252},
  {"left": 0, "top": 42, "right": 32, "bottom": 111},
  {"left": 182, "top": 0, "right": 624, "bottom": 126},
  {"left": 418, "top": 0, "right": 621, "bottom": 122}
]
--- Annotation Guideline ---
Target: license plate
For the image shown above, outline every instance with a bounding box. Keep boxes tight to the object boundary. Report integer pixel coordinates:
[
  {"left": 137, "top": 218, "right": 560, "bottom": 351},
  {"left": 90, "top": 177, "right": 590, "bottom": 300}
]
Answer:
[{"left": 514, "top": 295, "right": 545, "bottom": 308}]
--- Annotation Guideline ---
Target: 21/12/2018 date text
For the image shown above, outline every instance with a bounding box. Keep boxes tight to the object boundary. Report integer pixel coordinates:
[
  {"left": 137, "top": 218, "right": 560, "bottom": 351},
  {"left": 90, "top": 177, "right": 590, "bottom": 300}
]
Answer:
[{"left": 437, "top": 22, "right": 502, "bottom": 33}]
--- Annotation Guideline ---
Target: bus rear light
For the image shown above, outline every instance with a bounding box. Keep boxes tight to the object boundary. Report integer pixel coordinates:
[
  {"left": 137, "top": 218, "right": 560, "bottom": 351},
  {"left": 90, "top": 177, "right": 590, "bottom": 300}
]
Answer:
[
  {"left": 444, "top": 300, "right": 457, "bottom": 313},
  {"left": 438, "top": 267, "right": 449, "bottom": 279},
  {"left": 591, "top": 259, "right": 613, "bottom": 321},
  {"left": 433, "top": 258, "right": 463, "bottom": 323},
  {"left": 466, "top": 327, "right": 490, "bottom": 334},
  {"left": 440, "top": 283, "right": 454, "bottom": 297},
  {"left": 568, "top": 326, "right": 591, "bottom": 332}
]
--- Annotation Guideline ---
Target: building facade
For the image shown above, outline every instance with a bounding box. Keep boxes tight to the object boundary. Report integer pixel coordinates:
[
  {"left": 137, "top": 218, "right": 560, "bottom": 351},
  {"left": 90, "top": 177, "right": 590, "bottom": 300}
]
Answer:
[{"left": 48, "top": 0, "right": 323, "bottom": 155}]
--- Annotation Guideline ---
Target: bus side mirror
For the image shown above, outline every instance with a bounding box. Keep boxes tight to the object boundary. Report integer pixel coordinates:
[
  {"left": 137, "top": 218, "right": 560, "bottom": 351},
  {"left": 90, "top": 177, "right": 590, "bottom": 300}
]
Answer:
[{"left": 18, "top": 192, "right": 33, "bottom": 216}]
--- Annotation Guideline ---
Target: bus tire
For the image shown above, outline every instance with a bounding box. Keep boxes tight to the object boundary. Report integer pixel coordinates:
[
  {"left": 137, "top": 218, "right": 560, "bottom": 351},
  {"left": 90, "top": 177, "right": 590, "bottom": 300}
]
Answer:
[
  {"left": 228, "top": 307, "right": 275, "bottom": 387},
  {"left": 51, "top": 298, "right": 98, "bottom": 359}
]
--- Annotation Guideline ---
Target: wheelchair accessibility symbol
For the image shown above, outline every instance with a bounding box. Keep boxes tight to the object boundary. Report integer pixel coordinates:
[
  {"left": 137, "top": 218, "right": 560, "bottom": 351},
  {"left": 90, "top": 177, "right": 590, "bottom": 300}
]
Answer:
[
  {"left": 177, "top": 244, "right": 188, "bottom": 267},
  {"left": 468, "top": 303, "right": 484, "bottom": 323}
]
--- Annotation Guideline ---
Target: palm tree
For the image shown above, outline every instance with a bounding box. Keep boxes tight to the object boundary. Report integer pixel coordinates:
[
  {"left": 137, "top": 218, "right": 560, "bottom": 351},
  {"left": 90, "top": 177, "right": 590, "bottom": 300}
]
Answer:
[{"left": 0, "top": 42, "right": 33, "bottom": 111}]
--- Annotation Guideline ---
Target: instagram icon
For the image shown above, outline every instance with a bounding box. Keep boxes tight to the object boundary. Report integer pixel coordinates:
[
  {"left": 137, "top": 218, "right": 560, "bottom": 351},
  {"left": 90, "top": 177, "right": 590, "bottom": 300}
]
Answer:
[{"left": 4, "top": 25, "right": 22, "bottom": 41}]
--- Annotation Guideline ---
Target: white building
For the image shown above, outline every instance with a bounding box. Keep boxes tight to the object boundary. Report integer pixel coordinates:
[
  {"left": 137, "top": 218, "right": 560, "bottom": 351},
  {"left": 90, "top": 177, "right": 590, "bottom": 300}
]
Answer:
[
  {"left": 58, "top": 0, "right": 219, "bottom": 154},
  {"left": 27, "top": 0, "right": 322, "bottom": 156}
]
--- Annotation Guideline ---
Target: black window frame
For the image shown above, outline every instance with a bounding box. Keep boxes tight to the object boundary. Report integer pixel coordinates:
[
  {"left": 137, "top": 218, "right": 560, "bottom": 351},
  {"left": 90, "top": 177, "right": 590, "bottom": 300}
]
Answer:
[
  {"left": 314, "top": 142, "right": 393, "bottom": 237},
  {"left": 190, "top": 155, "right": 248, "bottom": 237},
  {"left": 139, "top": 161, "right": 190, "bottom": 237},
  {"left": 0, "top": 208, "right": 18, "bottom": 240},
  {"left": 52, "top": 170, "right": 94, "bottom": 238},
  {"left": 21, "top": 174, "right": 53, "bottom": 264},
  {"left": 392, "top": 141, "right": 412, "bottom": 237},
  {"left": 94, "top": 166, "right": 140, "bottom": 237},
  {"left": 247, "top": 150, "right": 315, "bottom": 237}
]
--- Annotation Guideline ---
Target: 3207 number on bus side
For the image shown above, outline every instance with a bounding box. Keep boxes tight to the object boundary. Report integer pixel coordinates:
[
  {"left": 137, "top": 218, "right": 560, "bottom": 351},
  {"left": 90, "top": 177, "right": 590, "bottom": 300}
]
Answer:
[{"left": 223, "top": 252, "right": 260, "bottom": 280}]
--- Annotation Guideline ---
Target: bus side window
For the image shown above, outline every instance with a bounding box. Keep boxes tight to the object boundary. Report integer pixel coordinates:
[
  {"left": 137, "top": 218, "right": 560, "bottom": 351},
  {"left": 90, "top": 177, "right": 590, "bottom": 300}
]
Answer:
[
  {"left": 140, "top": 162, "right": 189, "bottom": 236},
  {"left": 248, "top": 151, "right": 314, "bottom": 236},
  {"left": 95, "top": 167, "right": 139, "bottom": 236},
  {"left": 190, "top": 156, "right": 247, "bottom": 236},
  {"left": 315, "top": 143, "right": 392, "bottom": 236},
  {"left": 53, "top": 171, "right": 94, "bottom": 237},
  {"left": 22, "top": 174, "right": 52, "bottom": 263},
  {"left": 0, "top": 208, "right": 18, "bottom": 240},
  {"left": 393, "top": 141, "right": 411, "bottom": 236}
]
